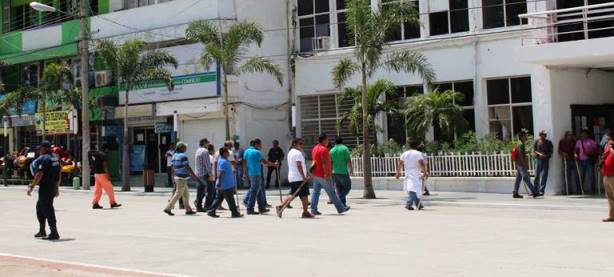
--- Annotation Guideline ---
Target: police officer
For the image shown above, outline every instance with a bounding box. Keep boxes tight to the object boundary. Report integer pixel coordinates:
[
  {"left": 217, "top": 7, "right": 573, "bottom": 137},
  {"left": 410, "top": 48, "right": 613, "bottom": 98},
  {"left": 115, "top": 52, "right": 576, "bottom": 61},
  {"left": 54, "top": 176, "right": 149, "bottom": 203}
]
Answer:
[{"left": 26, "top": 141, "right": 62, "bottom": 240}]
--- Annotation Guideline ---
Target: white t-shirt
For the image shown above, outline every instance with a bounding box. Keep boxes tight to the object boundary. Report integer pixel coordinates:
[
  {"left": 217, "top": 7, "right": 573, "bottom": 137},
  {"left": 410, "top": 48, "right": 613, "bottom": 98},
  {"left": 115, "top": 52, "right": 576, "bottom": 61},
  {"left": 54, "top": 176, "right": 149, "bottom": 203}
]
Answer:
[
  {"left": 287, "top": 148, "right": 307, "bottom": 183},
  {"left": 400, "top": 150, "right": 424, "bottom": 193}
]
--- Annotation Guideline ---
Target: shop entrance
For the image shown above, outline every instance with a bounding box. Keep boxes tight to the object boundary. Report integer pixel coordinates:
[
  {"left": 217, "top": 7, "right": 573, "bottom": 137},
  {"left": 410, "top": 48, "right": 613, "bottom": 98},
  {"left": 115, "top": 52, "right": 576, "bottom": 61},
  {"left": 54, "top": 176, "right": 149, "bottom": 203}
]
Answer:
[
  {"left": 132, "top": 127, "right": 171, "bottom": 173},
  {"left": 571, "top": 105, "right": 614, "bottom": 140}
]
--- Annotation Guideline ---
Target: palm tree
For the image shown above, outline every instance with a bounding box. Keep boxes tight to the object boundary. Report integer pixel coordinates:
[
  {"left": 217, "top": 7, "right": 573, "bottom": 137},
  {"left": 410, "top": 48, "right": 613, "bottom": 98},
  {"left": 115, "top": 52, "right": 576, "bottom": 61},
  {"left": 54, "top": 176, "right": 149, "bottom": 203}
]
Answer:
[
  {"left": 186, "top": 20, "right": 283, "bottom": 140},
  {"left": 332, "top": 0, "right": 436, "bottom": 199},
  {"left": 404, "top": 90, "right": 468, "bottom": 141},
  {"left": 97, "top": 39, "right": 178, "bottom": 191},
  {"left": 39, "top": 63, "right": 80, "bottom": 140}
]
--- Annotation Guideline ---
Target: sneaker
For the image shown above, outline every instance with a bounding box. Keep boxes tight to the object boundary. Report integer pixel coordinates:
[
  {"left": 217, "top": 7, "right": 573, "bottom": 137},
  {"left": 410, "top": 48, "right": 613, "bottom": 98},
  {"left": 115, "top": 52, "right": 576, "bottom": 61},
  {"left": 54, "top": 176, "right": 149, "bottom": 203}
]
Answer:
[
  {"left": 163, "top": 209, "right": 175, "bottom": 216},
  {"left": 513, "top": 194, "right": 524, "bottom": 199},
  {"left": 196, "top": 208, "right": 205, "bottom": 213},
  {"left": 302, "top": 212, "right": 315, "bottom": 218},
  {"left": 110, "top": 203, "right": 122, "bottom": 209},
  {"left": 259, "top": 208, "right": 270, "bottom": 214},
  {"left": 423, "top": 190, "right": 430, "bottom": 196},
  {"left": 602, "top": 218, "right": 614, "bottom": 222},
  {"left": 339, "top": 206, "right": 351, "bottom": 214},
  {"left": 406, "top": 206, "right": 415, "bottom": 210},
  {"left": 207, "top": 212, "right": 220, "bottom": 218},
  {"left": 311, "top": 210, "right": 322, "bottom": 215},
  {"left": 533, "top": 193, "right": 544, "bottom": 199},
  {"left": 34, "top": 231, "right": 47, "bottom": 238},
  {"left": 247, "top": 210, "right": 260, "bottom": 215},
  {"left": 418, "top": 204, "right": 424, "bottom": 210},
  {"left": 92, "top": 203, "right": 103, "bottom": 209},
  {"left": 265, "top": 204, "right": 272, "bottom": 208},
  {"left": 185, "top": 210, "right": 197, "bottom": 215},
  {"left": 231, "top": 213, "right": 244, "bottom": 218},
  {"left": 43, "top": 232, "right": 60, "bottom": 241},
  {"left": 287, "top": 204, "right": 293, "bottom": 209}
]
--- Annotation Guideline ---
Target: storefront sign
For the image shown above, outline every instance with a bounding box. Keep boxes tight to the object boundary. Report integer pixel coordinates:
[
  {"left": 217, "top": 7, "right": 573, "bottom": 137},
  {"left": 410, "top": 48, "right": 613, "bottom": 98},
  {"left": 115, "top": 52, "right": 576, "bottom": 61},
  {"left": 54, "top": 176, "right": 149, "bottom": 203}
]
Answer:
[
  {"left": 34, "top": 111, "right": 70, "bottom": 135},
  {"left": 154, "top": 123, "right": 172, "bottom": 134},
  {"left": 119, "top": 43, "right": 220, "bottom": 105},
  {"left": 10, "top": 115, "right": 34, "bottom": 127}
]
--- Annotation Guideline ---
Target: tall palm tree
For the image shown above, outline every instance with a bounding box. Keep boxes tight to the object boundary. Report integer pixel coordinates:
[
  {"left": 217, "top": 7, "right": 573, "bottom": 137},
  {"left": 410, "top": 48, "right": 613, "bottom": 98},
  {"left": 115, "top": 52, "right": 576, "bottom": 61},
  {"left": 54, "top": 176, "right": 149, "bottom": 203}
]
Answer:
[
  {"left": 404, "top": 90, "right": 468, "bottom": 141},
  {"left": 332, "top": 0, "right": 436, "bottom": 199},
  {"left": 185, "top": 20, "right": 283, "bottom": 140},
  {"left": 97, "top": 39, "right": 178, "bottom": 191},
  {"left": 39, "top": 63, "right": 79, "bottom": 140}
]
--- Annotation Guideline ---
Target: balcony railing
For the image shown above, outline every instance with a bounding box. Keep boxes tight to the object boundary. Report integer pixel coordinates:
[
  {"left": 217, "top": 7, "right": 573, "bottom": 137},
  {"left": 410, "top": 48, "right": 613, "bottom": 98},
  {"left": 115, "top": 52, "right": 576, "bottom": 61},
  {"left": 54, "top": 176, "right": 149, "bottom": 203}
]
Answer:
[{"left": 519, "top": 2, "right": 614, "bottom": 45}]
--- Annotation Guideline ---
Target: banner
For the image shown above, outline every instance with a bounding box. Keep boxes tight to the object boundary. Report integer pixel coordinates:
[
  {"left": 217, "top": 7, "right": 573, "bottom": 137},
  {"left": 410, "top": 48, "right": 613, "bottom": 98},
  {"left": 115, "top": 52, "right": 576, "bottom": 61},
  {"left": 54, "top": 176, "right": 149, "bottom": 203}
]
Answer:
[{"left": 34, "top": 111, "right": 70, "bottom": 135}]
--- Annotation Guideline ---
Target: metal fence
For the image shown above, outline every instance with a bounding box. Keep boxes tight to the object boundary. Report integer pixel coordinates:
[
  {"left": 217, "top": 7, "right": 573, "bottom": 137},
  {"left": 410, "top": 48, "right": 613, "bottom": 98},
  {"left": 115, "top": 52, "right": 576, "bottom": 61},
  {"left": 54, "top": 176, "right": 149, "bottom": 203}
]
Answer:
[{"left": 351, "top": 152, "right": 535, "bottom": 178}]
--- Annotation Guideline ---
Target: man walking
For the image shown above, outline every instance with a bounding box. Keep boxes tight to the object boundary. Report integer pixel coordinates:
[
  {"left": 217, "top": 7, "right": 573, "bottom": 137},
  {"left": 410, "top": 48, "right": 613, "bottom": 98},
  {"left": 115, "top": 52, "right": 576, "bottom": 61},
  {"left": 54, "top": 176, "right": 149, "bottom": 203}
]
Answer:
[
  {"left": 330, "top": 137, "right": 353, "bottom": 206},
  {"left": 90, "top": 144, "right": 121, "bottom": 209},
  {"left": 395, "top": 140, "right": 428, "bottom": 210},
  {"left": 194, "top": 138, "right": 213, "bottom": 212},
  {"left": 512, "top": 129, "right": 541, "bottom": 199},
  {"left": 243, "top": 138, "right": 276, "bottom": 215},
  {"left": 164, "top": 141, "right": 197, "bottom": 216},
  {"left": 208, "top": 147, "right": 243, "bottom": 218},
  {"left": 26, "top": 141, "right": 61, "bottom": 240},
  {"left": 601, "top": 137, "right": 614, "bottom": 222},
  {"left": 266, "top": 140, "right": 284, "bottom": 189},
  {"left": 234, "top": 142, "right": 244, "bottom": 189},
  {"left": 310, "top": 134, "right": 350, "bottom": 215},
  {"left": 165, "top": 143, "right": 175, "bottom": 187},
  {"left": 276, "top": 138, "right": 314, "bottom": 218},
  {"left": 559, "top": 131, "right": 578, "bottom": 194},
  {"left": 533, "top": 130, "right": 553, "bottom": 194},
  {"left": 576, "top": 129, "right": 598, "bottom": 194}
]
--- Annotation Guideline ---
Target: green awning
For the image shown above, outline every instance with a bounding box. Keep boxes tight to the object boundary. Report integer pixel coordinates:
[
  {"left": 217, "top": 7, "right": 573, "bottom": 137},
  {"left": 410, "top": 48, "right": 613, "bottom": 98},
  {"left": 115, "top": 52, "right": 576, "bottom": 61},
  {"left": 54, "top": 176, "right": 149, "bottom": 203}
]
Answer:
[{"left": 0, "top": 43, "right": 78, "bottom": 65}]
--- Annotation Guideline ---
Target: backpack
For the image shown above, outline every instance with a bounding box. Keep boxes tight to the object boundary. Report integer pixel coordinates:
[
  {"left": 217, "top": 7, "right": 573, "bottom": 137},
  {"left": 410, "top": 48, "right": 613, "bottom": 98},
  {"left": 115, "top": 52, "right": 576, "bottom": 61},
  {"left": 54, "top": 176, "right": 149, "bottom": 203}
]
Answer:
[{"left": 511, "top": 146, "right": 519, "bottom": 162}]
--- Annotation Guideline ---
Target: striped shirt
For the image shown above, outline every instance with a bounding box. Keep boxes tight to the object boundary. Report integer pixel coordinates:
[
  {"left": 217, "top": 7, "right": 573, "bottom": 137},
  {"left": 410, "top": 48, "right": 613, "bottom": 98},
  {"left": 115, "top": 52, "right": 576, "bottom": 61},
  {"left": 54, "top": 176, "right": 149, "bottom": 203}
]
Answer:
[
  {"left": 194, "top": 147, "right": 212, "bottom": 177},
  {"left": 172, "top": 152, "right": 191, "bottom": 179}
]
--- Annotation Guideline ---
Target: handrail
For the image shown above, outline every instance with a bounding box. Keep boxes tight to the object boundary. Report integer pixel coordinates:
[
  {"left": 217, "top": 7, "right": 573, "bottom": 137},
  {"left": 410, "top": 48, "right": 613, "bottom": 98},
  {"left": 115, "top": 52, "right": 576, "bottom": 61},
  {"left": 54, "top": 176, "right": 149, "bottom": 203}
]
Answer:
[{"left": 519, "top": 2, "right": 614, "bottom": 19}]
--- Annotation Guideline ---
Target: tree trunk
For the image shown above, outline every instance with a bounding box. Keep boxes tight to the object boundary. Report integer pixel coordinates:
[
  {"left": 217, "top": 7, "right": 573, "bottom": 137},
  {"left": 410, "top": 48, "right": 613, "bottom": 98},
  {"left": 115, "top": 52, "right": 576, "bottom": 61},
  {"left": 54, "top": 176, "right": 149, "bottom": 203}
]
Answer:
[
  {"left": 361, "top": 66, "right": 375, "bottom": 199},
  {"left": 121, "top": 87, "right": 131, "bottom": 191},
  {"left": 223, "top": 72, "right": 230, "bottom": 141}
]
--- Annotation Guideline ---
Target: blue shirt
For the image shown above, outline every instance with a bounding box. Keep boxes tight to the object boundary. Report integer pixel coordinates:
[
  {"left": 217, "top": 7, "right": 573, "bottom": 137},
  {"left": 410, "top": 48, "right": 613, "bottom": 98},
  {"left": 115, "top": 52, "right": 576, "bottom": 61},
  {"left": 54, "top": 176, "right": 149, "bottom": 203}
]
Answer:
[
  {"left": 172, "top": 152, "right": 190, "bottom": 179},
  {"left": 243, "top": 147, "right": 263, "bottom": 176},
  {"left": 217, "top": 158, "right": 234, "bottom": 190},
  {"left": 34, "top": 154, "right": 61, "bottom": 195}
]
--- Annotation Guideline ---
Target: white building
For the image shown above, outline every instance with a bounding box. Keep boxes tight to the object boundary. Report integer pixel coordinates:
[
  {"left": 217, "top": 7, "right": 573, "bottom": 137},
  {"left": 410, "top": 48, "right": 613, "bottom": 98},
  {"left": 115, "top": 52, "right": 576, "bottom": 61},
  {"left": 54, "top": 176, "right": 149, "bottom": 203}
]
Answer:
[{"left": 292, "top": 0, "right": 614, "bottom": 194}]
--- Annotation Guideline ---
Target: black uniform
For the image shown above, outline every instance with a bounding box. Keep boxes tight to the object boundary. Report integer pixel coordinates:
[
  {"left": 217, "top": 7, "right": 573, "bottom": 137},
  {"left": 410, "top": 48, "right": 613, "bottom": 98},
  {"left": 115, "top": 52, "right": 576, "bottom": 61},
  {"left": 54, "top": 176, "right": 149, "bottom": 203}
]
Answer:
[
  {"left": 266, "top": 147, "right": 284, "bottom": 189},
  {"left": 34, "top": 153, "right": 61, "bottom": 234}
]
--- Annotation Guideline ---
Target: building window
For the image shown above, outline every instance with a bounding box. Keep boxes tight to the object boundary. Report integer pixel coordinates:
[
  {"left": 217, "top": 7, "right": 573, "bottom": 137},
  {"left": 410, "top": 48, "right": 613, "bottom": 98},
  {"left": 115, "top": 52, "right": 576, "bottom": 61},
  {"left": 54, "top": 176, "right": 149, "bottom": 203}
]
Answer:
[
  {"left": 431, "top": 81, "right": 475, "bottom": 140},
  {"left": 387, "top": 85, "right": 423, "bottom": 145},
  {"left": 429, "top": 0, "right": 469, "bottom": 36},
  {"left": 21, "top": 63, "right": 40, "bottom": 87},
  {"left": 482, "top": 0, "right": 527, "bottom": 29},
  {"left": 123, "top": 0, "right": 174, "bottom": 10},
  {"left": 300, "top": 94, "right": 374, "bottom": 157},
  {"left": 556, "top": 0, "right": 614, "bottom": 42},
  {"left": 487, "top": 77, "right": 533, "bottom": 140},
  {"left": 382, "top": 0, "right": 421, "bottom": 42},
  {"left": 298, "top": 0, "right": 331, "bottom": 52},
  {"left": 336, "top": 0, "right": 354, "bottom": 47}
]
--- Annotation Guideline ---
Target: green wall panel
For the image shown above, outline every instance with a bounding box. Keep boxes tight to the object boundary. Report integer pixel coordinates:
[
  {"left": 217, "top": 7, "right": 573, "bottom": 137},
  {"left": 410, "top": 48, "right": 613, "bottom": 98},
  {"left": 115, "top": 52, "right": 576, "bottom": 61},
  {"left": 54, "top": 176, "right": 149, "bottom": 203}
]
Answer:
[
  {"left": 0, "top": 32, "right": 22, "bottom": 56},
  {"left": 61, "top": 19, "right": 81, "bottom": 44},
  {"left": 98, "top": 0, "right": 109, "bottom": 14}
]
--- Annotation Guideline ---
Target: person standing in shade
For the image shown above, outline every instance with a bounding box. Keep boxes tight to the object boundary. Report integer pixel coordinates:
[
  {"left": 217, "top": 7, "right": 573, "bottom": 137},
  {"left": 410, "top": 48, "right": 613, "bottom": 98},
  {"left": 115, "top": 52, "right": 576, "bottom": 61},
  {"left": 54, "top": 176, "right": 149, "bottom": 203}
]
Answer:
[
  {"left": 27, "top": 141, "right": 61, "bottom": 240},
  {"left": 559, "top": 131, "right": 579, "bottom": 194},
  {"left": 330, "top": 137, "right": 353, "bottom": 206},
  {"left": 276, "top": 138, "right": 314, "bottom": 218},
  {"left": 243, "top": 138, "right": 276, "bottom": 215},
  {"left": 512, "top": 129, "right": 541, "bottom": 199},
  {"left": 600, "top": 127, "right": 612, "bottom": 148},
  {"left": 266, "top": 140, "right": 285, "bottom": 189},
  {"left": 164, "top": 141, "right": 197, "bottom": 216},
  {"left": 208, "top": 147, "right": 243, "bottom": 218},
  {"left": 395, "top": 139, "right": 428, "bottom": 210},
  {"left": 165, "top": 143, "right": 175, "bottom": 187},
  {"left": 90, "top": 144, "right": 121, "bottom": 209},
  {"left": 194, "top": 138, "right": 213, "bottom": 213},
  {"left": 575, "top": 129, "right": 598, "bottom": 194},
  {"left": 310, "top": 134, "right": 350, "bottom": 215},
  {"left": 234, "top": 142, "right": 244, "bottom": 189},
  {"left": 533, "top": 130, "right": 553, "bottom": 194},
  {"left": 600, "top": 137, "right": 614, "bottom": 222}
]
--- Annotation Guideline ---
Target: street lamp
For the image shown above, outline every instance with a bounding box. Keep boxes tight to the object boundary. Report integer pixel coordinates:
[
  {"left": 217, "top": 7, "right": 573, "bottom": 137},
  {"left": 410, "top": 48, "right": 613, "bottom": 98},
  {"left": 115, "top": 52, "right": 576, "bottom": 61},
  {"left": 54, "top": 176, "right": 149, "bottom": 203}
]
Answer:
[{"left": 30, "top": 1, "right": 91, "bottom": 190}]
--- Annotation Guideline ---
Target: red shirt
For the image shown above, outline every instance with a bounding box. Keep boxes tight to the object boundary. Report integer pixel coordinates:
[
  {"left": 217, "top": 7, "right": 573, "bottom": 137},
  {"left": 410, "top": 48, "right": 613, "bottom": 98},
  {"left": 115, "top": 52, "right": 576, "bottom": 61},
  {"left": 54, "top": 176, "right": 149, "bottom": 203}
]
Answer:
[
  {"left": 601, "top": 147, "right": 614, "bottom": 177},
  {"left": 311, "top": 144, "right": 331, "bottom": 178}
]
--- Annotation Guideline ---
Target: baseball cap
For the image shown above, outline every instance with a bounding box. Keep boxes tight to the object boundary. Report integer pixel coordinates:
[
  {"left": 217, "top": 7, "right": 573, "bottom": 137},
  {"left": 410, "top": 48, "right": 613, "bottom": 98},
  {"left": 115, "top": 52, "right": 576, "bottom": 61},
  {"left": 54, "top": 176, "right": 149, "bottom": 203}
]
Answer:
[
  {"left": 39, "top": 141, "right": 51, "bottom": 148},
  {"left": 176, "top": 141, "right": 187, "bottom": 149}
]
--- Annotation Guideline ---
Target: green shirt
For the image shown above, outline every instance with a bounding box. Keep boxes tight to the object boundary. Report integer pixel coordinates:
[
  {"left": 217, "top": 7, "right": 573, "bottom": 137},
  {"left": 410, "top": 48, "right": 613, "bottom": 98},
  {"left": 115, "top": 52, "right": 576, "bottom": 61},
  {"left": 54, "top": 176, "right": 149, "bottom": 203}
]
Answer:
[{"left": 330, "top": 144, "right": 351, "bottom": 174}]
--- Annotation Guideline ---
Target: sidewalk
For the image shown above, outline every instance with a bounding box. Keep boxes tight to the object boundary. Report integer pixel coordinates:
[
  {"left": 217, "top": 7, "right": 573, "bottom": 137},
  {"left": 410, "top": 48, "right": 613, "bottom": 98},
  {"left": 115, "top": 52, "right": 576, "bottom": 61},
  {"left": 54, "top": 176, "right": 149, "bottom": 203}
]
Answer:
[{"left": 2, "top": 185, "right": 607, "bottom": 212}]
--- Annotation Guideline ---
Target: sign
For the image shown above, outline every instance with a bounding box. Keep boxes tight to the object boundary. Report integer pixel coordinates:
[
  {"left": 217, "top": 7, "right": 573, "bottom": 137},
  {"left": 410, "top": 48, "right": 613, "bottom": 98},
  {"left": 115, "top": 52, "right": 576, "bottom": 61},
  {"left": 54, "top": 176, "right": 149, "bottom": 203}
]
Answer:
[
  {"left": 10, "top": 115, "right": 34, "bottom": 127},
  {"left": 34, "top": 111, "right": 70, "bottom": 135},
  {"left": 154, "top": 123, "right": 172, "bottom": 134},
  {"left": 119, "top": 43, "right": 220, "bottom": 105}
]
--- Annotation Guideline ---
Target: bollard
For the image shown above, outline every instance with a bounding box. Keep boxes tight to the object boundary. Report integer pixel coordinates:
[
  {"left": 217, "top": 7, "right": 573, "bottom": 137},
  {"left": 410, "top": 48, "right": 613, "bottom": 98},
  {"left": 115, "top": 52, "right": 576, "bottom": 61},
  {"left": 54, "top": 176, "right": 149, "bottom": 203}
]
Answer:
[{"left": 72, "top": 176, "right": 81, "bottom": 190}]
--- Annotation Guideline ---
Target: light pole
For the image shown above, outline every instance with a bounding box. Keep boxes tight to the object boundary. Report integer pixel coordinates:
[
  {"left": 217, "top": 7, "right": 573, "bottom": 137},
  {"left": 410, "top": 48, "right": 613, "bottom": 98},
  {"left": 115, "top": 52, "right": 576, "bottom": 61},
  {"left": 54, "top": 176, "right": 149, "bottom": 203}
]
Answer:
[{"left": 31, "top": 1, "right": 91, "bottom": 190}]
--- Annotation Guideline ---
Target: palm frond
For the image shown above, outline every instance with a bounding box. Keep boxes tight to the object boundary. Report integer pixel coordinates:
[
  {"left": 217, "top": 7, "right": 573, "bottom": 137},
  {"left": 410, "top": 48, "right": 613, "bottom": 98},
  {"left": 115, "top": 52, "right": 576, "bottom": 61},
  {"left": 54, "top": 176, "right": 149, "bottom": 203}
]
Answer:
[
  {"left": 377, "top": 0, "right": 420, "bottom": 34},
  {"left": 96, "top": 40, "right": 119, "bottom": 72},
  {"left": 186, "top": 20, "right": 221, "bottom": 46},
  {"left": 225, "top": 21, "right": 264, "bottom": 51},
  {"left": 382, "top": 50, "right": 436, "bottom": 84},
  {"left": 239, "top": 57, "right": 283, "bottom": 85},
  {"left": 332, "top": 57, "right": 358, "bottom": 88}
]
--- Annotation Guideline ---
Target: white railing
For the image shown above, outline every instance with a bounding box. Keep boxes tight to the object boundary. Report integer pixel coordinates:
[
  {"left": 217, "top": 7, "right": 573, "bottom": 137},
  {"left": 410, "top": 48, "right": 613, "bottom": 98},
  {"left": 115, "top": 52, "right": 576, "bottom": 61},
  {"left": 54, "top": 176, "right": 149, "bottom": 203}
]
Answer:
[
  {"left": 351, "top": 152, "right": 535, "bottom": 178},
  {"left": 520, "top": 2, "right": 614, "bottom": 45}
]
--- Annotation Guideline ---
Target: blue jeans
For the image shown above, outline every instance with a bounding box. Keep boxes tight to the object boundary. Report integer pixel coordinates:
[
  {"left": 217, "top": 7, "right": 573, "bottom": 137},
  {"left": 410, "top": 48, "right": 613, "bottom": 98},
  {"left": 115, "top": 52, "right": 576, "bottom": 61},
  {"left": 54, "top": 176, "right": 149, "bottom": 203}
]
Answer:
[
  {"left": 195, "top": 175, "right": 209, "bottom": 210},
  {"left": 310, "top": 177, "right": 346, "bottom": 213},
  {"left": 514, "top": 164, "right": 537, "bottom": 195},
  {"left": 236, "top": 165, "right": 244, "bottom": 189},
  {"left": 578, "top": 159, "right": 596, "bottom": 194},
  {"left": 406, "top": 191, "right": 420, "bottom": 208},
  {"left": 534, "top": 159, "right": 550, "bottom": 193},
  {"left": 333, "top": 174, "right": 352, "bottom": 206},
  {"left": 247, "top": 175, "right": 267, "bottom": 211},
  {"left": 244, "top": 176, "right": 268, "bottom": 206}
]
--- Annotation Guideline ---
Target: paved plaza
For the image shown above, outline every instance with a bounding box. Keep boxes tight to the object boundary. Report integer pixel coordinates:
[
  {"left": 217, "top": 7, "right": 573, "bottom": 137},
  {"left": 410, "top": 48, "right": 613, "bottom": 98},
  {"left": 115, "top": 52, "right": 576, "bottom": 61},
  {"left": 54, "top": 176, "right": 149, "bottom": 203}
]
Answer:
[{"left": 1, "top": 186, "right": 614, "bottom": 277}]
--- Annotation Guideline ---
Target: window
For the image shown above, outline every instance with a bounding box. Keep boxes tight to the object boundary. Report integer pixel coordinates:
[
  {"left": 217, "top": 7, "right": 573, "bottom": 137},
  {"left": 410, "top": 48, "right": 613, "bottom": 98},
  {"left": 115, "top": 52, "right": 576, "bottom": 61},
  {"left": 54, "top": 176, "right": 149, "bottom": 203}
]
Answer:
[
  {"left": 123, "top": 0, "right": 172, "bottom": 10},
  {"left": 487, "top": 77, "right": 533, "bottom": 140},
  {"left": 300, "top": 94, "right": 375, "bottom": 158},
  {"left": 482, "top": 0, "right": 527, "bottom": 29},
  {"left": 382, "top": 0, "right": 421, "bottom": 42},
  {"left": 556, "top": 0, "right": 614, "bottom": 42},
  {"left": 21, "top": 63, "right": 40, "bottom": 87},
  {"left": 432, "top": 81, "right": 475, "bottom": 140},
  {"left": 387, "top": 85, "right": 423, "bottom": 145},
  {"left": 429, "top": 0, "right": 469, "bottom": 36},
  {"left": 298, "top": 0, "right": 330, "bottom": 52},
  {"left": 336, "top": 0, "right": 354, "bottom": 47}
]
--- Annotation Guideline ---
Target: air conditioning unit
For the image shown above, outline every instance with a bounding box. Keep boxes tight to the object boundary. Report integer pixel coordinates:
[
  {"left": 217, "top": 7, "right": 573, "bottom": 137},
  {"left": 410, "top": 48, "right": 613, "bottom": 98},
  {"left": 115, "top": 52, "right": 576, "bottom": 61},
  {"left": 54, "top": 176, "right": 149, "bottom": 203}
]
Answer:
[
  {"left": 313, "top": 36, "right": 331, "bottom": 51},
  {"left": 94, "top": 70, "right": 112, "bottom": 87}
]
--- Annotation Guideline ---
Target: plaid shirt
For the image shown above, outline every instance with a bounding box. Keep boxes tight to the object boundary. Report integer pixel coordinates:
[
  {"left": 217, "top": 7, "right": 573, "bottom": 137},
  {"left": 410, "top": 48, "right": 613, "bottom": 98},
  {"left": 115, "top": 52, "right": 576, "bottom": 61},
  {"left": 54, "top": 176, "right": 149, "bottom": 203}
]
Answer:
[{"left": 194, "top": 147, "right": 212, "bottom": 177}]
